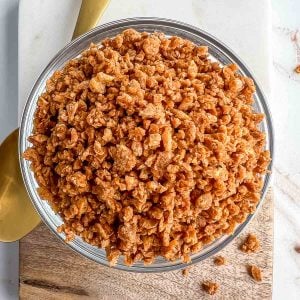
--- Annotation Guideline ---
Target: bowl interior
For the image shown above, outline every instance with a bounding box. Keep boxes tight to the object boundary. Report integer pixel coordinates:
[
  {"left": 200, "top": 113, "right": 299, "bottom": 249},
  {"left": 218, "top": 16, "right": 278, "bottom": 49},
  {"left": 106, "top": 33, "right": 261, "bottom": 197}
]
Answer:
[{"left": 19, "top": 18, "right": 273, "bottom": 273}]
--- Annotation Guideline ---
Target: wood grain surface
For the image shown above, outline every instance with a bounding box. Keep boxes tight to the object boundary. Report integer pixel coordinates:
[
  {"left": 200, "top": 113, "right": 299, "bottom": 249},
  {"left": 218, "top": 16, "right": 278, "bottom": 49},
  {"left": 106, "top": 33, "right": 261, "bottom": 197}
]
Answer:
[{"left": 20, "top": 190, "right": 273, "bottom": 300}]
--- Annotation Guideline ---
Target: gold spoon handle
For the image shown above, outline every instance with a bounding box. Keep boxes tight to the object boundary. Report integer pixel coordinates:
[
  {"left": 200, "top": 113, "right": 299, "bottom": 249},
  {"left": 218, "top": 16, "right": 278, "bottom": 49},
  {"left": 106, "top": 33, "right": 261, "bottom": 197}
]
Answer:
[{"left": 72, "top": 0, "right": 110, "bottom": 39}]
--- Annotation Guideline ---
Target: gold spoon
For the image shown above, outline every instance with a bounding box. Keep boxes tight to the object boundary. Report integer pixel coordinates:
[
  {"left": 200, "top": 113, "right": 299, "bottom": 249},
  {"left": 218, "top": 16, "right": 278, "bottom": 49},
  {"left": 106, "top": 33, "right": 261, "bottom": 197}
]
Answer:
[{"left": 0, "top": 0, "right": 110, "bottom": 242}]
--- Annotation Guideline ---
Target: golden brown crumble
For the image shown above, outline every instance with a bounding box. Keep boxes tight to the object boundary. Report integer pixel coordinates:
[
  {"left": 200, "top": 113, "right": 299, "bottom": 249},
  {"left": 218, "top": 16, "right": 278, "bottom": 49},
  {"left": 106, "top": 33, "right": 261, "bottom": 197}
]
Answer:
[
  {"left": 182, "top": 267, "right": 191, "bottom": 276},
  {"left": 295, "top": 65, "right": 300, "bottom": 74},
  {"left": 23, "top": 29, "right": 270, "bottom": 266},
  {"left": 248, "top": 265, "right": 263, "bottom": 282},
  {"left": 240, "top": 234, "right": 260, "bottom": 253},
  {"left": 294, "top": 244, "right": 300, "bottom": 253},
  {"left": 213, "top": 255, "right": 227, "bottom": 266},
  {"left": 202, "top": 281, "right": 219, "bottom": 295}
]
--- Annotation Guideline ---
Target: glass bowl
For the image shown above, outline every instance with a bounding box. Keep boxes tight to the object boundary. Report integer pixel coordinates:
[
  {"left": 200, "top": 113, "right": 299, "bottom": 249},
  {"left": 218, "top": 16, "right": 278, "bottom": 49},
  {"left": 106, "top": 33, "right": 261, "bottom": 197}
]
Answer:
[{"left": 19, "top": 17, "right": 274, "bottom": 273}]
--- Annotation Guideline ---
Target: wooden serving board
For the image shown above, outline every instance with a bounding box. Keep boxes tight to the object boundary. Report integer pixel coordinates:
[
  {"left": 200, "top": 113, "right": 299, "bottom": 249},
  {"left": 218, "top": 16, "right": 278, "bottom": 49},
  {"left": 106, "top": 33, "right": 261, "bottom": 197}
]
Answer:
[{"left": 19, "top": 190, "right": 273, "bottom": 299}]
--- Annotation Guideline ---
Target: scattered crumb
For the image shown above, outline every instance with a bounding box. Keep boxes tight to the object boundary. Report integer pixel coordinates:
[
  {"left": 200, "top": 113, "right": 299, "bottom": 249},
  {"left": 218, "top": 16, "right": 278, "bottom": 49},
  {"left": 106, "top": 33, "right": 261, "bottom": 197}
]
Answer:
[
  {"left": 294, "top": 244, "right": 300, "bottom": 253},
  {"left": 182, "top": 267, "right": 191, "bottom": 276},
  {"left": 295, "top": 65, "right": 300, "bottom": 73},
  {"left": 213, "top": 256, "right": 227, "bottom": 266},
  {"left": 240, "top": 233, "right": 260, "bottom": 253},
  {"left": 202, "top": 281, "right": 219, "bottom": 295},
  {"left": 248, "top": 265, "right": 263, "bottom": 282}
]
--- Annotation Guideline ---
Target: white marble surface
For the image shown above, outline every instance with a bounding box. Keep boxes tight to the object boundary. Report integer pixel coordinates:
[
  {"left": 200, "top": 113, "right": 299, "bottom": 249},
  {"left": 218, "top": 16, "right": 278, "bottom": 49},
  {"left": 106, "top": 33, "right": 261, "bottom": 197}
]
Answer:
[
  {"left": 0, "top": 0, "right": 299, "bottom": 299},
  {"left": 272, "top": 1, "right": 300, "bottom": 298},
  {"left": 0, "top": 1, "right": 19, "bottom": 299}
]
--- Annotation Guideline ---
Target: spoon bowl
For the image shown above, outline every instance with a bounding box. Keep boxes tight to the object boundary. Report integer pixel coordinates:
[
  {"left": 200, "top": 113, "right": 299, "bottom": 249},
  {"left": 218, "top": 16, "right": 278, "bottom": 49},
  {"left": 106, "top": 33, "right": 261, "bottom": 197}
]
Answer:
[{"left": 0, "top": 129, "right": 40, "bottom": 242}]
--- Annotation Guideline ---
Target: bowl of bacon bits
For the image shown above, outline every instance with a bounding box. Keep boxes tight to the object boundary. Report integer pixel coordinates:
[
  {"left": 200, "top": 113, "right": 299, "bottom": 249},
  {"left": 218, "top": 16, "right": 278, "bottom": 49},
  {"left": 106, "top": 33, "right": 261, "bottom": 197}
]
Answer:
[{"left": 20, "top": 18, "right": 273, "bottom": 272}]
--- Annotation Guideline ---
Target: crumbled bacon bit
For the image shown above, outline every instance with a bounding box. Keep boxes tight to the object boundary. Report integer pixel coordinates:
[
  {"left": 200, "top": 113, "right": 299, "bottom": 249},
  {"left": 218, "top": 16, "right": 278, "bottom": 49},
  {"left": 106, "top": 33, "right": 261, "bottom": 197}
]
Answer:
[
  {"left": 182, "top": 267, "right": 191, "bottom": 276},
  {"left": 248, "top": 265, "right": 263, "bottom": 282},
  {"left": 294, "top": 244, "right": 300, "bottom": 253},
  {"left": 240, "top": 234, "right": 260, "bottom": 253},
  {"left": 202, "top": 281, "right": 219, "bottom": 295},
  {"left": 213, "top": 256, "right": 227, "bottom": 266},
  {"left": 23, "top": 29, "right": 270, "bottom": 266}
]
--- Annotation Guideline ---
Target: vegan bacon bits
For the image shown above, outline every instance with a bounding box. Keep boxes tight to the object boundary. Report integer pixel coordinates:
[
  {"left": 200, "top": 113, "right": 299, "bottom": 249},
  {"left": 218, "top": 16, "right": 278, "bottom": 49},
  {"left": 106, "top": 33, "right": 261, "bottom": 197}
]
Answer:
[
  {"left": 23, "top": 29, "right": 270, "bottom": 266},
  {"left": 182, "top": 267, "right": 191, "bottom": 277},
  {"left": 202, "top": 281, "right": 219, "bottom": 295},
  {"left": 240, "top": 233, "right": 260, "bottom": 253},
  {"left": 248, "top": 265, "right": 263, "bottom": 282},
  {"left": 294, "top": 65, "right": 300, "bottom": 74},
  {"left": 213, "top": 255, "right": 227, "bottom": 266}
]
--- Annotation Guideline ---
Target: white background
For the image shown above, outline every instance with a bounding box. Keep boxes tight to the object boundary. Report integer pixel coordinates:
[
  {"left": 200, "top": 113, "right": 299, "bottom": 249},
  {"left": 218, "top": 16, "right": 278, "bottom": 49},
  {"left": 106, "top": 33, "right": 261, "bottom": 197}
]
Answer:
[{"left": 0, "top": 0, "right": 299, "bottom": 299}]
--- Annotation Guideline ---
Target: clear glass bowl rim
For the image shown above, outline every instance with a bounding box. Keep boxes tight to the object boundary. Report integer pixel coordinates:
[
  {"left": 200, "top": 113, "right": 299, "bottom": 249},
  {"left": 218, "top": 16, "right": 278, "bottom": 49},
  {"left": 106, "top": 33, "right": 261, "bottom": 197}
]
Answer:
[{"left": 19, "top": 17, "right": 274, "bottom": 273}]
